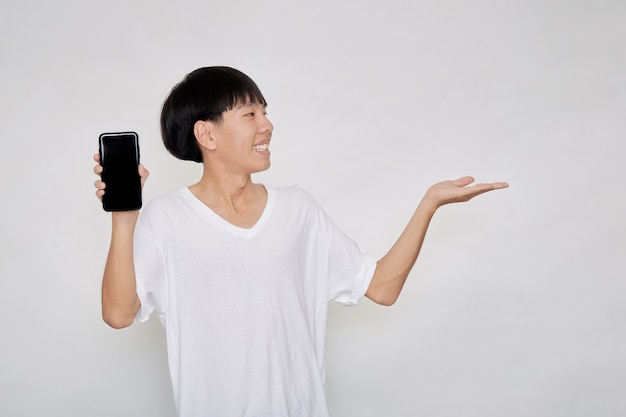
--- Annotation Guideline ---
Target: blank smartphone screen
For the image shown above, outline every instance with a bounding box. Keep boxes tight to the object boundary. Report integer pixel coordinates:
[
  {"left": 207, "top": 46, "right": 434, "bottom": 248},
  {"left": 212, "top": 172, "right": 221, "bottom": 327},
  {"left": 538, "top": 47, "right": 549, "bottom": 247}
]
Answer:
[{"left": 99, "top": 132, "right": 142, "bottom": 211}]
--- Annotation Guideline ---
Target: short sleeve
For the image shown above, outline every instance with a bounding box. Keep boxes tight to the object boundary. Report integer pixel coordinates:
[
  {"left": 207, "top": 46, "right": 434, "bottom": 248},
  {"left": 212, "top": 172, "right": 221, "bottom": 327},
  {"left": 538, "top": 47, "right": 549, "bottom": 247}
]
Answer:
[
  {"left": 325, "top": 215, "right": 377, "bottom": 306},
  {"left": 133, "top": 215, "right": 167, "bottom": 324}
]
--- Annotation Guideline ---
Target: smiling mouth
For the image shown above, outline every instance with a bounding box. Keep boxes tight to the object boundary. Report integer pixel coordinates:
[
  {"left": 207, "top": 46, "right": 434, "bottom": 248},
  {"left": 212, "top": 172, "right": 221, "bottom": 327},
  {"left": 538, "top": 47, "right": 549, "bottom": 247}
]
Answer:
[{"left": 252, "top": 143, "right": 269, "bottom": 151}]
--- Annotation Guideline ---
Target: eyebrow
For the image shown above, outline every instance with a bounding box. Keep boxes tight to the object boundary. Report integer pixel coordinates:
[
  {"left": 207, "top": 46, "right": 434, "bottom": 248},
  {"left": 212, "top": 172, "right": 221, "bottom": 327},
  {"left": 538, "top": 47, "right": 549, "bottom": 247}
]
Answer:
[{"left": 236, "top": 101, "right": 268, "bottom": 109}]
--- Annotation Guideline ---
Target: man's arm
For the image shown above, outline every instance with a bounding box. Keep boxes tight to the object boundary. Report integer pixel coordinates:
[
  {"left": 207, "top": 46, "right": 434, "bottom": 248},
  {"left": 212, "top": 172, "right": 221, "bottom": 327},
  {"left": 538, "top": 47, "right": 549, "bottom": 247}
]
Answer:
[
  {"left": 101, "top": 212, "right": 142, "bottom": 328},
  {"left": 94, "top": 154, "right": 148, "bottom": 328},
  {"left": 365, "top": 176, "right": 508, "bottom": 306}
]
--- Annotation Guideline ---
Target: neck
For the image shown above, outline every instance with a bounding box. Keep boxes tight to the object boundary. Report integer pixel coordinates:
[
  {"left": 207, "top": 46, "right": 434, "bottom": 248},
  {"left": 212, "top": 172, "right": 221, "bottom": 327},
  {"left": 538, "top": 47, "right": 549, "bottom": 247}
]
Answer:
[
  {"left": 188, "top": 166, "right": 268, "bottom": 229},
  {"left": 189, "top": 165, "right": 259, "bottom": 212}
]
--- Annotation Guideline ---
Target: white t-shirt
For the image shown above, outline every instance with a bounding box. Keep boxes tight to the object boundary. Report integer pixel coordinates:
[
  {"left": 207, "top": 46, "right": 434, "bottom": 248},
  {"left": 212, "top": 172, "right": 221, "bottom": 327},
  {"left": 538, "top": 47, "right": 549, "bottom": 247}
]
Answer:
[{"left": 133, "top": 185, "right": 377, "bottom": 417}]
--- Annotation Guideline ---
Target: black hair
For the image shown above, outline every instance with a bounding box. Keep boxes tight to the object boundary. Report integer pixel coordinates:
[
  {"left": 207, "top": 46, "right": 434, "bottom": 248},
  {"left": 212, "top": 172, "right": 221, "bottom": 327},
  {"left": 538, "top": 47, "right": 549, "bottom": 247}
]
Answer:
[{"left": 160, "top": 66, "right": 267, "bottom": 163}]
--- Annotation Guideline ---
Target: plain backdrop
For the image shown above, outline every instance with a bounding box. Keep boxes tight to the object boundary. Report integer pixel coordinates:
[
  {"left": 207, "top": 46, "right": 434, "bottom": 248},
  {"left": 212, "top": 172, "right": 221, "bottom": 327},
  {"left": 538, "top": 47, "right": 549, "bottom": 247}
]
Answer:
[{"left": 1, "top": 0, "right": 625, "bottom": 416}]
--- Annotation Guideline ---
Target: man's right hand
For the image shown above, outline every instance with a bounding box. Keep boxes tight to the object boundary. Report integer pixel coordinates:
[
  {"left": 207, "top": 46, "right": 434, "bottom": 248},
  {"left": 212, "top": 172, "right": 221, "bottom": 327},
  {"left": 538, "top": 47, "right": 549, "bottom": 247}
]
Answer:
[{"left": 92, "top": 153, "right": 149, "bottom": 203}]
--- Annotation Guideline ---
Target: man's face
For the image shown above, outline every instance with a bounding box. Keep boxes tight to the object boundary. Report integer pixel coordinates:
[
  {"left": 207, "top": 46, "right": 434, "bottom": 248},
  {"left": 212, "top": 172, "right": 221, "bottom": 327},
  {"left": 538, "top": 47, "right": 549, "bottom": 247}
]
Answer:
[{"left": 210, "top": 102, "right": 273, "bottom": 174}]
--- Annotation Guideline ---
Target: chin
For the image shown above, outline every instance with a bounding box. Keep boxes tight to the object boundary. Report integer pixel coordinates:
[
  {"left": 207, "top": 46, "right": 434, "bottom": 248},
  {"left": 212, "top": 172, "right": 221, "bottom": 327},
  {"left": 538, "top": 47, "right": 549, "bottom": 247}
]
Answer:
[{"left": 252, "top": 161, "right": 271, "bottom": 174}]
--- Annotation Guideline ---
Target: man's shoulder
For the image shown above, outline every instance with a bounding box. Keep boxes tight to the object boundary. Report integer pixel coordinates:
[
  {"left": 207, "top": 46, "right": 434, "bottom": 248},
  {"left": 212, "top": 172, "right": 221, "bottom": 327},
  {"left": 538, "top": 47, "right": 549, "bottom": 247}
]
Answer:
[
  {"left": 269, "top": 184, "right": 319, "bottom": 207},
  {"left": 145, "top": 187, "right": 187, "bottom": 207},
  {"left": 139, "top": 188, "right": 191, "bottom": 222}
]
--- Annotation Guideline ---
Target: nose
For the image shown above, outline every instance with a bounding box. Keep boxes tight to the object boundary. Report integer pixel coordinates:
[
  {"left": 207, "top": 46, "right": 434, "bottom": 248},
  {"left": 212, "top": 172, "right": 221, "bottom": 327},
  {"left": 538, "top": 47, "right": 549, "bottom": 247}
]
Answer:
[{"left": 260, "top": 114, "right": 273, "bottom": 135}]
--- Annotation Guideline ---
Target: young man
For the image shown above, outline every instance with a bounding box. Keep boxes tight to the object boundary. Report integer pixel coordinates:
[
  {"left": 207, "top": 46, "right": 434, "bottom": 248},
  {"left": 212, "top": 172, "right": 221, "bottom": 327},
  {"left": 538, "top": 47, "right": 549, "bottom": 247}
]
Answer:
[{"left": 93, "top": 66, "right": 508, "bottom": 417}]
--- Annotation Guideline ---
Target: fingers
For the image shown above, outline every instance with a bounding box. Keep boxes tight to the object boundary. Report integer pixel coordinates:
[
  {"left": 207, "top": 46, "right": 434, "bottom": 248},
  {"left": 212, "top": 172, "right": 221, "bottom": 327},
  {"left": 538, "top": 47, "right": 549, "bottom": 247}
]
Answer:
[
  {"left": 472, "top": 181, "right": 509, "bottom": 192},
  {"left": 93, "top": 153, "right": 105, "bottom": 201},
  {"left": 94, "top": 179, "right": 106, "bottom": 201},
  {"left": 452, "top": 177, "right": 508, "bottom": 190},
  {"left": 452, "top": 177, "right": 509, "bottom": 191},
  {"left": 93, "top": 153, "right": 103, "bottom": 175},
  {"left": 464, "top": 181, "right": 509, "bottom": 202}
]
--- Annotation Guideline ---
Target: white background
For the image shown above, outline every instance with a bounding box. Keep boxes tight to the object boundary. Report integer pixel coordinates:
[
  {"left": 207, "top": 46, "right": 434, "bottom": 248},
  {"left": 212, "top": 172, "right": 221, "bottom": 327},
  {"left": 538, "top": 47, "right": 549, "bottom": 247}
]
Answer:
[{"left": 1, "top": 0, "right": 625, "bottom": 416}]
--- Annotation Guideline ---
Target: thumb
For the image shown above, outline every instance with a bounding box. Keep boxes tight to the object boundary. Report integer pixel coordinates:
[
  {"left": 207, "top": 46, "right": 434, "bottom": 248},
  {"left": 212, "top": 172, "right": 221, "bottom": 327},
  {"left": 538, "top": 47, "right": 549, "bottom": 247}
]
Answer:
[{"left": 452, "top": 176, "right": 475, "bottom": 187}]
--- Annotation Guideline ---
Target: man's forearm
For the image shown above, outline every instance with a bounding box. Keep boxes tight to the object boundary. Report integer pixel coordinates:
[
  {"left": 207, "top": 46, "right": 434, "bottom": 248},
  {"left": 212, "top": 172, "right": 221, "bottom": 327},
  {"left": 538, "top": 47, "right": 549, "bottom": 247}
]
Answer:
[
  {"left": 101, "top": 212, "right": 141, "bottom": 329},
  {"left": 366, "top": 199, "right": 437, "bottom": 306}
]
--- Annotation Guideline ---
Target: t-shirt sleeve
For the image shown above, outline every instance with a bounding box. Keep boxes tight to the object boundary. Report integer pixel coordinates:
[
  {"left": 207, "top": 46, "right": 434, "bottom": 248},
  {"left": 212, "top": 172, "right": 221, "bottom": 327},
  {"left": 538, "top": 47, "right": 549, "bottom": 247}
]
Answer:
[
  {"left": 133, "top": 215, "right": 167, "bottom": 324},
  {"left": 324, "top": 213, "right": 377, "bottom": 306}
]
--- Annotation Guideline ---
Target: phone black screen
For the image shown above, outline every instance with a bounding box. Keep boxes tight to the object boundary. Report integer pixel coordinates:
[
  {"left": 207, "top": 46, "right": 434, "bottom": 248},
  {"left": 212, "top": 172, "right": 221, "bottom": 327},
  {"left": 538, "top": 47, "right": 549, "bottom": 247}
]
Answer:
[{"left": 99, "top": 132, "right": 142, "bottom": 211}]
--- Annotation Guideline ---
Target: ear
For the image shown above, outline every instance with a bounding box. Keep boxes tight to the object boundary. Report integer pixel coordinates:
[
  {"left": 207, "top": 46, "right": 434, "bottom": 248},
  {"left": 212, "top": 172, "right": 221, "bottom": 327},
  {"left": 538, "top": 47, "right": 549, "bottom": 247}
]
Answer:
[{"left": 194, "top": 120, "right": 217, "bottom": 151}]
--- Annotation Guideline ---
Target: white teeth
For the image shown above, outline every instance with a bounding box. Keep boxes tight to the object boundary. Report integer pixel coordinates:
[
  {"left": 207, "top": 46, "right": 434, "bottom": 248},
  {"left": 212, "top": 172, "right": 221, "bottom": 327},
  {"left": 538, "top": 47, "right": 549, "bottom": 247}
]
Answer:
[{"left": 253, "top": 144, "right": 269, "bottom": 151}]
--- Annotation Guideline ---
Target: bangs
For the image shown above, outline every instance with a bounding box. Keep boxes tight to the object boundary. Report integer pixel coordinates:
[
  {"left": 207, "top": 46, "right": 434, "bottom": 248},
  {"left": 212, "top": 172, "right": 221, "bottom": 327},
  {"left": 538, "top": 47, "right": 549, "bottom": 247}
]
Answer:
[
  {"left": 223, "top": 87, "right": 267, "bottom": 112},
  {"left": 187, "top": 67, "right": 267, "bottom": 120}
]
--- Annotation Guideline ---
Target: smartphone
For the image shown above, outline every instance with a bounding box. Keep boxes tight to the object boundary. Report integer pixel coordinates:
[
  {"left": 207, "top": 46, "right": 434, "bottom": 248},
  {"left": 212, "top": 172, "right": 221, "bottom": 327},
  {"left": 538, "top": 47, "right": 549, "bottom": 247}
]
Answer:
[{"left": 98, "top": 132, "right": 142, "bottom": 211}]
